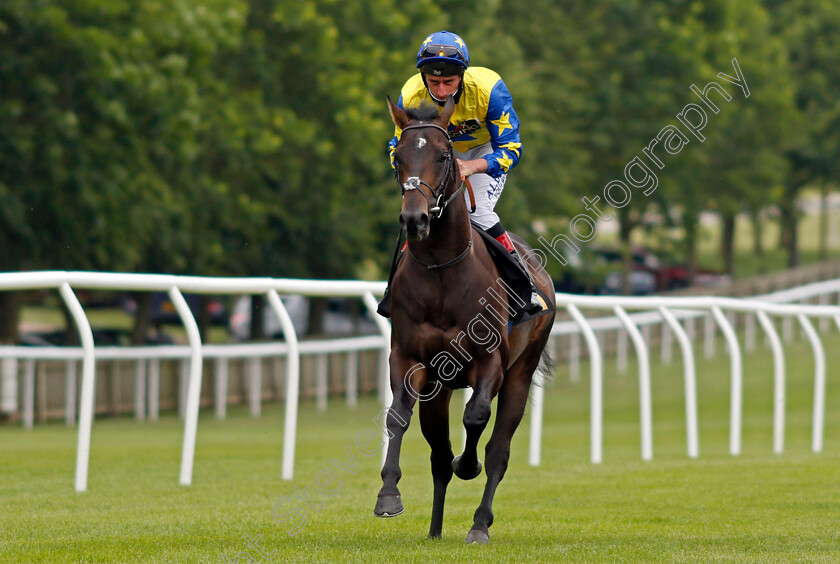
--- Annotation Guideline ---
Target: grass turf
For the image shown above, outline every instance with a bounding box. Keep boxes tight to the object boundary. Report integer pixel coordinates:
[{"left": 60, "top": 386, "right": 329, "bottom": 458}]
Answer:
[{"left": 1, "top": 334, "right": 839, "bottom": 563}]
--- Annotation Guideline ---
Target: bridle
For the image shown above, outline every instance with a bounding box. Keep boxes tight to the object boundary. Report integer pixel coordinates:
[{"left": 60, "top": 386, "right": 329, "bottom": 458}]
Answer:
[
  {"left": 393, "top": 122, "right": 473, "bottom": 270},
  {"left": 394, "top": 123, "right": 465, "bottom": 219}
]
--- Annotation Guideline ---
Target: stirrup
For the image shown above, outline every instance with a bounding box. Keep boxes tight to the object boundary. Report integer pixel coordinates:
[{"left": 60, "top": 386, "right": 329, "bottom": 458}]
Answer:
[
  {"left": 376, "top": 290, "right": 392, "bottom": 318},
  {"left": 524, "top": 289, "right": 543, "bottom": 315}
]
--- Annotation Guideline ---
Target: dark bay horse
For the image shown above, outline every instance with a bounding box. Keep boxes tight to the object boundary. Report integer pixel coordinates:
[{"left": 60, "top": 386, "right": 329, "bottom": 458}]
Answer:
[{"left": 373, "top": 96, "right": 556, "bottom": 543}]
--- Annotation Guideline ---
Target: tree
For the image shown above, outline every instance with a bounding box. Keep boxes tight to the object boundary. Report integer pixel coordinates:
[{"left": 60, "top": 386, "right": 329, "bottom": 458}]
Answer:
[
  {"left": 683, "top": 1, "right": 793, "bottom": 278},
  {"left": 0, "top": 0, "right": 251, "bottom": 341},
  {"left": 507, "top": 0, "right": 726, "bottom": 290},
  {"left": 766, "top": 0, "right": 840, "bottom": 267}
]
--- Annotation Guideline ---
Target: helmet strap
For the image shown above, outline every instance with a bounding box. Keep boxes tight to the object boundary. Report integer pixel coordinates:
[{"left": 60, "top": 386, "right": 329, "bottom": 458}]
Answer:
[{"left": 422, "top": 73, "right": 465, "bottom": 107}]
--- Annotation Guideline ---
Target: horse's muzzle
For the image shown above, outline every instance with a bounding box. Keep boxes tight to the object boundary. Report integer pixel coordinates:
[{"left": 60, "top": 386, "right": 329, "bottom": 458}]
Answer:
[{"left": 400, "top": 209, "right": 429, "bottom": 241}]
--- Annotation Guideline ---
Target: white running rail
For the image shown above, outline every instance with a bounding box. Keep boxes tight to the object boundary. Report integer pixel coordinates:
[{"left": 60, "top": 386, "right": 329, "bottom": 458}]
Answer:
[
  {"left": 536, "top": 280, "right": 840, "bottom": 466},
  {"left": 0, "top": 271, "right": 386, "bottom": 492},
  {"left": 1, "top": 272, "right": 839, "bottom": 491}
]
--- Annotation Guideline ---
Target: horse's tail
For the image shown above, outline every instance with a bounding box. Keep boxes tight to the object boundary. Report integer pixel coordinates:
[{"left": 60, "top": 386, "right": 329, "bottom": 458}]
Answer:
[
  {"left": 533, "top": 346, "right": 555, "bottom": 388},
  {"left": 527, "top": 346, "right": 554, "bottom": 410}
]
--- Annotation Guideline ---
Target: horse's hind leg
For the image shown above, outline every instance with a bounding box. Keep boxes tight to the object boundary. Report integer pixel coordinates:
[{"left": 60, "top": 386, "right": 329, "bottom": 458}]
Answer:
[
  {"left": 466, "top": 367, "right": 533, "bottom": 544},
  {"left": 419, "top": 388, "right": 454, "bottom": 539}
]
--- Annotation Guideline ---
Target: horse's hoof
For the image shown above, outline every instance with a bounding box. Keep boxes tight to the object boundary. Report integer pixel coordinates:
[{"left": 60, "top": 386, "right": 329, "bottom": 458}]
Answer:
[
  {"left": 465, "top": 528, "right": 490, "bottom": 544},
  {"left": 452, "top": 454, "right": 482, "bottom": 480},
  {"left": 373, "top": 494, "right": 404, "bottom": 517}
]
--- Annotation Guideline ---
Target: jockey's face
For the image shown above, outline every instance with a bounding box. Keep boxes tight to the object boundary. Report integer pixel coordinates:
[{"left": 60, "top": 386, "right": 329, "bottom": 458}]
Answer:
[{"left": 424, "top": 74, "right": 461, "bottom": 102}]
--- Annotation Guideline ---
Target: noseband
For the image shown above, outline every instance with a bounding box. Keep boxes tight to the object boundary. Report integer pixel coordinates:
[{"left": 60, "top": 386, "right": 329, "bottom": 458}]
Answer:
[{"left": 395, "top": 123, "right": 465, "bottom": 219}]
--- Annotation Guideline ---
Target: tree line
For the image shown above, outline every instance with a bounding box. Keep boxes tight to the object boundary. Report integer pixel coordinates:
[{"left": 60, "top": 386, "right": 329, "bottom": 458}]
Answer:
[{"left": 1, "top": 0, "right": 838, "bottom": 341}]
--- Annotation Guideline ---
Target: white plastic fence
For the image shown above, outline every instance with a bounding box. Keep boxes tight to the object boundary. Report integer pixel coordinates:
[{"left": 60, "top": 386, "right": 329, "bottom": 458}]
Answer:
[
  {"left": 538, "top": 280, "right": 840, "bottom": 467},
  {"left": 0, "top": 271, "right": 387, "bottom": 492},
  {"left": 1, "top": 272, "right": 839, "bottom": 492}
]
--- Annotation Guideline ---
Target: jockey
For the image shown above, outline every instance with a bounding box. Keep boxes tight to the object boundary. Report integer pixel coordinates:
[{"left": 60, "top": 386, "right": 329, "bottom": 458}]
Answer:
[{"left": 378, "top": 30, "right": 542, "bottom": 318}]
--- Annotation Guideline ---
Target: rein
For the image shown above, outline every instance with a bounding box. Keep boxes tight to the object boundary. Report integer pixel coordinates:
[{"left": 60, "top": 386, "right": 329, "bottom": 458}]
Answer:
[{"left": 408, "top": 230, "right": 473, "bottom": 271}]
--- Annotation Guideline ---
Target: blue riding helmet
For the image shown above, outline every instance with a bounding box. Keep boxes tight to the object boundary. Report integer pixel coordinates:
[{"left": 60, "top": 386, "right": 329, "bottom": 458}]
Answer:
[{"left": 416, "top": 31, "right": 470, "bottom": 77}]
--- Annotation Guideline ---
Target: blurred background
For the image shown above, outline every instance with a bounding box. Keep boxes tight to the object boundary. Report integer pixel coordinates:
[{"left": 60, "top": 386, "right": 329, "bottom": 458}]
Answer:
[{"left": 1, "top": 0, "right": 838, "bottom": 345}]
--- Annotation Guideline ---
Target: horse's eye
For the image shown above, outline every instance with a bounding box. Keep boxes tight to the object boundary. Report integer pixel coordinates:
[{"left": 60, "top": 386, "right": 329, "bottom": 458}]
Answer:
[{"left": 439, "top": 153, "right": 450, "bottom": 163}]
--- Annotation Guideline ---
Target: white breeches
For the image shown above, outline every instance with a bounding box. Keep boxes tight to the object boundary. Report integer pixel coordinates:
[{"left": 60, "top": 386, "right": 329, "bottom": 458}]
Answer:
[{"left": 455, "top": 144, "right": 507, "bottom": 230}]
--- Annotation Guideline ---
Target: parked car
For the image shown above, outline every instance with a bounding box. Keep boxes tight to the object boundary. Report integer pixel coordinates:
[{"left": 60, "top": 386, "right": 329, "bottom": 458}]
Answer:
[
  {"left": 631, "top": 247, "right": 732, "bottom": 291},
  {"left": 553, "top": 270, "right": 586, "bottom": 295},
  {"left": 229, "top": 295, "right": 379, "bottom": 341},
  {"left": 556, "top": 245, "right": 731, "bottom": 295},
  {"left": 122, "top": 293, "right": 227, "bottom": 326},
  {"left": 587, "top": 246, "right": 658, "bottom": 295},
  {"left": 601, "top": 268, "right": 658, "bottom": 295},
  {"left": 229, "top": 294, "right": 309, "bottom": 340}
]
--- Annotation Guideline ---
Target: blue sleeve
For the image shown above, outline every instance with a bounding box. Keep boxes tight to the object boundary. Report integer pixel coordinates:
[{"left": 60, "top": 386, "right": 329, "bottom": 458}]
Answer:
[
  {"left": 387, "top": 95, "right": 406, "bottom": 172},
  {"left": 482, "top": 79, "right": 522, "bottom": 178}
]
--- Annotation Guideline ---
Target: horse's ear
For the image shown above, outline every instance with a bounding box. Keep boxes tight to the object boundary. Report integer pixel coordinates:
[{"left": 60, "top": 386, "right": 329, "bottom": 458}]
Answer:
[
  {"left": 387, "top": 96, "right": 410, "bottom": 130},
  {"left": 436, "top": 96, "right": 456, "bottom": 127}
]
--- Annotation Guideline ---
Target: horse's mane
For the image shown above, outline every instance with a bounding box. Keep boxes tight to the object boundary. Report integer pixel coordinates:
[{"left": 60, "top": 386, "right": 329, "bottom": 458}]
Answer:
[{"left": 404, "top": 101, "right": 441, "bottom": 122}]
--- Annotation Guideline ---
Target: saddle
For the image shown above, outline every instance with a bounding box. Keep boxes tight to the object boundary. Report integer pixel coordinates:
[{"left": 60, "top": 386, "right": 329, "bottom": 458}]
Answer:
[
  {"left": 376, "top": 226, "right": 554, "bottom": 322},
  {"left": 471, "top": 224, "right": 554, "bottom": 327}
]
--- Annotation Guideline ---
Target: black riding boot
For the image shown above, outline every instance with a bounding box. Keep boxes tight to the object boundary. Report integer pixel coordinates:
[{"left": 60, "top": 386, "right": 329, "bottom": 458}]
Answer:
[
  {"left": 485, "top": 223, "right": 543, "bottom": 316},
  {"left": 376, "top": 239, "right": 406, "bottom": 319},
  {"left": 376, "top": 287, "right": 393, "bottom": 318},
  {"left": 509, "top": 246, "right": 544, "bottom": 315}
]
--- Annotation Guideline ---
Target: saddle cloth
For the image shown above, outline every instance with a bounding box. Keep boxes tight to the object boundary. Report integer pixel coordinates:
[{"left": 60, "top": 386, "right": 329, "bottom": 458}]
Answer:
[{"left": 472, "top": 224, "right": 554, "bottom": 327}]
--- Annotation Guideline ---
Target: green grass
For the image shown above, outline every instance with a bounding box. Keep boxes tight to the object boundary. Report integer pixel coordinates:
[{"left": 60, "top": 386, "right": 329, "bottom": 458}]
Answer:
[
  {"left": 2, "top": 332, "right": 839, "bottom": 562},
  {"left": 691, "top": 208, "right": 838, "bottom": 278},
  {"left": 21, "top": 304, "right": 135, "bottom": 333},
  {"left": 19, "top": 303, "right": 231, "bottom": 344}
]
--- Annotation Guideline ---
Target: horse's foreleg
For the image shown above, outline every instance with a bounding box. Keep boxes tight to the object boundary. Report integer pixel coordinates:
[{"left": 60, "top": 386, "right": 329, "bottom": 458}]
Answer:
[
  {"left": 374, "top": 354, "right": 423, "bottom": 518},
  {"left": 466, "top": 369, "right": 533, "bottom": 544},
  {"left": 453, "top": 356, "right": 502, "bottom": 481},
  {"left": 419, "top": 388, "right": 454, "bottom": 539}
]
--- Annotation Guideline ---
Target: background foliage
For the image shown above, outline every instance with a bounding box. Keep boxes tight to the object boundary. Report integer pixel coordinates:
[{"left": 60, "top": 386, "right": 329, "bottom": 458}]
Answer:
[{"left": 1, "top": 0, "right": 838, "bottom": 334}]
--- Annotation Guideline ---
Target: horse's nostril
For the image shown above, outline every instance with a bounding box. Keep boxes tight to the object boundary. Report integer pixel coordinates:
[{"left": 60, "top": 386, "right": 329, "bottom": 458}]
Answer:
[{"left": 400, "top": 209, "right": 429, "bottom": 239}]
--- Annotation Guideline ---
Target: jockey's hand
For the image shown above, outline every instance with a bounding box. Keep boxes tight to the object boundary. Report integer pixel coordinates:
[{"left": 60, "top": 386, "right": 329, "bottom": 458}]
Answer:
[{"left": 456, "top": 158, "right": 489, "bottom": 181}]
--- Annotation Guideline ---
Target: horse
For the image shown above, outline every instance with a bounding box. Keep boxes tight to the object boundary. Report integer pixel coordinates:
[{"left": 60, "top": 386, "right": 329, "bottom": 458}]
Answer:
[{"left": 373, "top": 95, "right": 556, "bottom": 544}]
